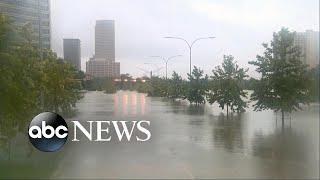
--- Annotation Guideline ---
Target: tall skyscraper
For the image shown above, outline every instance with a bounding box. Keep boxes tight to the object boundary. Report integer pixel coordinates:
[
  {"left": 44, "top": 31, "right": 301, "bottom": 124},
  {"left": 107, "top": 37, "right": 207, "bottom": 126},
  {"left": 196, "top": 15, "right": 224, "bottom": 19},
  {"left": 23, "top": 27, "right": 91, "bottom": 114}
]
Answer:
[
  {"left": 63, "top": 39, "right": 81, "bottom": 70},
  {"left": 0, "top": 0, "right": 51, "bottom": 49},
  {"left": 294, "top": 30, "right": 319, "bottom": 68},
  {"left": 86, "top": 20, "right": 120, "bottom": 78},
  {"left": 95, "top": 20, "right": 115, "bottom": 61}
]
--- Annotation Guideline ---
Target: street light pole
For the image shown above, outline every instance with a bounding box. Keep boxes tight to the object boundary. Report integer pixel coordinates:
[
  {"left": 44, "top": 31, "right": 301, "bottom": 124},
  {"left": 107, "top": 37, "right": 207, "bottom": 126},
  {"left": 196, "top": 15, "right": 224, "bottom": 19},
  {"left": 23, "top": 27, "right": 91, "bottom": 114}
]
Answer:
[
  {"left": 164, "top": 36, "right": 215, "bottom": 75},
  {"left": 150, "top": 55, "right": 182, "bottom": 79},
  {"left": 141, "top": 63, "right": 164, "bottom": 78},
  {"left": 189, "top": 45, "right": 192, "bottom": 75},
  {"left": 137, "top": 67, "right": 152, "bottom": 78},
  {"left": 144, "top": 63, "right": 158, "bottom": 77}
]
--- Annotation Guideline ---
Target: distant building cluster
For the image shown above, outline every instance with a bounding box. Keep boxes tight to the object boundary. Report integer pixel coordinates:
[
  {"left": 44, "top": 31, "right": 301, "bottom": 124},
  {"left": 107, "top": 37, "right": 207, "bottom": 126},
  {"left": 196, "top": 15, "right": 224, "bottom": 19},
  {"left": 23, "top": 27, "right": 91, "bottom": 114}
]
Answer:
[
  {"left": 294, "top": 30, "right": 319, "bottom": 68},
  {"left": 86, "top": 20, "right": 120, "bottom": 78},
  {"left": 0, "top": 0, "right": 51, "bottom": 49},
  {"left": 62, "top": 20, "right": 120, "bottom": 77}
]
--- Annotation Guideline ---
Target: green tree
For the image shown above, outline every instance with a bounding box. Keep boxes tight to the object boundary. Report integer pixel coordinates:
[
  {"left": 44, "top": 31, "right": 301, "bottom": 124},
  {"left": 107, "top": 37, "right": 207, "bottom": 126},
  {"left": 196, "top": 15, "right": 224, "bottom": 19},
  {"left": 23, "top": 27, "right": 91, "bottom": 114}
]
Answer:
[
  {"left": 146, "top": 76, "right": 168, "bottom": 97},
  {"left": 0, "top": 14, "right": 15, "bottom": 51},
  {"left": 0, "top": 14, "right": 83, "bottom": 159},
  {"left": 308, "top": 65, "right": 319, "bottom": 102},
  {"left": 207, "top": 55, "right": 248, "bottom": 116},
  {"left": 0, "top": 13, "right": 82, "bottom": 121},
  {"left": 185, "top": 66, "right": 208, "bottom": 105},
  {"left": 0, "top": 15, "right": 37, "bottom": 123},
  {"left": 104, "top": 78, "right": 117, "bottom": 94},
  {"left": 40, "top": 55, "right": 83, "bottom": 115},
  {"left": 167, "top": 71, "right": 185, "bottom": 100},
  {"left": 84, "top": 77, "right": 116, "bottom": 93},
  {"left": 75, "top": 70, "right": 85, "bottom": 89},
  {"left": 241, "top": 77, "right": 258, "bottom": 90},
  {"left": 135, "top": 77, "right": 149, "bottom": 93},
  {"left": 249, "top": 28, "right": 312, "bottom": 127},
  {"left": 119, "top": 73, "right": 133, "bottom": 90}
]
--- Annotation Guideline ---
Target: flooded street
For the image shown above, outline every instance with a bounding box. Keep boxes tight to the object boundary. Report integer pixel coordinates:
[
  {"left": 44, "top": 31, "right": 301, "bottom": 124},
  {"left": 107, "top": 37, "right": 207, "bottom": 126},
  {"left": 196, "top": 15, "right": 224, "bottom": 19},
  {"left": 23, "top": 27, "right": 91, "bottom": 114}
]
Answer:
[{"left": 1, "top": 91, "right": 319, "bottom": 179}]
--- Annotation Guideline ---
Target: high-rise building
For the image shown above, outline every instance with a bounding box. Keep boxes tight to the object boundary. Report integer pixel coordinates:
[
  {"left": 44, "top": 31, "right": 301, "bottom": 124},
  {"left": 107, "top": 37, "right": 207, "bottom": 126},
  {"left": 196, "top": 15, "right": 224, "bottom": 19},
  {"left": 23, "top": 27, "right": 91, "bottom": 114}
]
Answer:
[
  {"left": 294, "top": 30, "right": 319, "bottom": 68},
  {"left": 95, "top": 20, "right": 115, "bottom": 61},
  {"left": 86, "top": 20, "right": 120, "bottom": 78},
  {"left": 63, "top": 39, "right": 81, "bottom": 70},
  {"left": 0, "top": 0, "right": 51, "bottom": 49}
]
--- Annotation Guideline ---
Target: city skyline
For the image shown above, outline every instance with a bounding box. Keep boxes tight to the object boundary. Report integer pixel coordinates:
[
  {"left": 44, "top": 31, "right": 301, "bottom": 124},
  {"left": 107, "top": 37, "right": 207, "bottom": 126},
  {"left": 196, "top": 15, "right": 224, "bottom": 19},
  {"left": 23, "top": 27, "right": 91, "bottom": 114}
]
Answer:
[{"left": 50, "top": 0, "right": 319, "bottom": 78}]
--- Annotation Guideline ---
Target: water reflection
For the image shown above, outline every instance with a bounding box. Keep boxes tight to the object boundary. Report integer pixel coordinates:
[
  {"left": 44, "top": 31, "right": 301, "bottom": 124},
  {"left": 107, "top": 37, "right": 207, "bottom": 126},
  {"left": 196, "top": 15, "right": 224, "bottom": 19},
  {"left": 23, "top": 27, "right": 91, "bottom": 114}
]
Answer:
[
  {"left": 140, "top": 93, "right": 145, "bottom": 115},
  {"left": 0, "top": 105, "right": 66, "bottom": 178},
  {"left": 0, "top": 91, "right": 318, "bottom": 179},
  {"left": 212, "top": 113, "right": 244, "bottom": 153},
  {"left": 130, "top": 91, "right": 137, "bottom": 116},
  {"left": 112, "top": 91, "right": 146, "bottom": 116},
  {"left": 0, "top": 111, "right": 35, "bottom": 161},
  {"left": 187, "top": 105, "right": 206, "bottom": 115},
  {"left": 251, "top": 128, "right": 315, "bottom": 178},
  {"left": 113, "top": 93, "right": 118, "bottom": 116},
  {"left": 252, "top": 128, "right": 306, "bottom": 160}
]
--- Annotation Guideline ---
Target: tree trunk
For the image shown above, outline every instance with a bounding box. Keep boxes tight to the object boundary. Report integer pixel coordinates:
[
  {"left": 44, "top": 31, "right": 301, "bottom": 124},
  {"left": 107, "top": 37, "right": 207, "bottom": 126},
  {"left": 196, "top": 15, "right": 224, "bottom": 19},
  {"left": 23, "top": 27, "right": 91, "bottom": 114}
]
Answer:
[
  {"left": 8, "top": 139, "right": 11, "bottom": 161},
  {"left": 281, "top": 110, "right": 284, "bottom": 131},
  {"left": 227, "top": 104, "right": 229, "bottom": 119}
]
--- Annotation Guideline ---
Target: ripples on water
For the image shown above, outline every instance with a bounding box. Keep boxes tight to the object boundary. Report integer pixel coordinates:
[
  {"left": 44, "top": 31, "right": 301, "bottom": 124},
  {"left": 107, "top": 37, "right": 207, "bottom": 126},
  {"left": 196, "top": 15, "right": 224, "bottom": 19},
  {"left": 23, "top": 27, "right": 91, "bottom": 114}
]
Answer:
[{"left": 0, "top": 91, "right": 319, "bottom": 179}]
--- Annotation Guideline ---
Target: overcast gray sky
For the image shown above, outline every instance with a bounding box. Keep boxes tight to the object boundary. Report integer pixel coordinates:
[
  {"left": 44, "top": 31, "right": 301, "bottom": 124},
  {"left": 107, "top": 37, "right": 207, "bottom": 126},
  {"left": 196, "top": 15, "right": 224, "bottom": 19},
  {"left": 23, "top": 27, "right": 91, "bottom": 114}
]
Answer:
[{"left": 50, "top": 0, "right": 319, "bottom": 78}]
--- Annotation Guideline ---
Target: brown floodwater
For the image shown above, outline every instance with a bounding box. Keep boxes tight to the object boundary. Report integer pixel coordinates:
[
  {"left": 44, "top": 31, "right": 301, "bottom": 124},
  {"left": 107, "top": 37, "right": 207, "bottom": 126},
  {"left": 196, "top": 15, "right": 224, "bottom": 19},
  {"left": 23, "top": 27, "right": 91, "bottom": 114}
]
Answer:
[{"left": 0, "top": 91, "right": 319, "bottom": 179}]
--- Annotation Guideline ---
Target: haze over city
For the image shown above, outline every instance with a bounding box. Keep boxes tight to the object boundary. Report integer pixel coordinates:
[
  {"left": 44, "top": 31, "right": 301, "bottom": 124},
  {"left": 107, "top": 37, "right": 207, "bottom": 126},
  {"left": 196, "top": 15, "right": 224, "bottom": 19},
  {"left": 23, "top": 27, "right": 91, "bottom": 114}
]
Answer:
[{"left": 50, "top": 0, "right": 319, "bottom": 78}]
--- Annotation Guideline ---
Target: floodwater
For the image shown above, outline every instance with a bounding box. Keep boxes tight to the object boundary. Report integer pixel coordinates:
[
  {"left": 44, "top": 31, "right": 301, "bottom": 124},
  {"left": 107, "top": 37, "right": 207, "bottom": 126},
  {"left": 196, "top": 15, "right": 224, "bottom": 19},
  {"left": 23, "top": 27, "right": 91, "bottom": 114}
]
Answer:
[{"left": 0, "top": 91, "right": 319, "bottom": 179}]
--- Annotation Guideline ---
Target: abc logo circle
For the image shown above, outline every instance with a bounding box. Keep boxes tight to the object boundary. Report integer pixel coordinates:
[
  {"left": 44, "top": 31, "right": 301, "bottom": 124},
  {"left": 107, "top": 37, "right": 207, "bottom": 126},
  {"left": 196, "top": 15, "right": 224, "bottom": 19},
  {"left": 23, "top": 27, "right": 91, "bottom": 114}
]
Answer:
[{"left": 28, "top": 112, "right": 68, "bottom": 152}]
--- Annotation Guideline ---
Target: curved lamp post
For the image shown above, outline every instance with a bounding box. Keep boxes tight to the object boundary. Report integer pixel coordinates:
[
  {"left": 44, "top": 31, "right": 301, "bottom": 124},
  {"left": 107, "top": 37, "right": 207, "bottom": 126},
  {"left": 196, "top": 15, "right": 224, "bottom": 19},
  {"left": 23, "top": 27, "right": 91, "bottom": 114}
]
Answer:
[
  {"left": 164, "top": 36, "right": 215, "bottom": 75},
  {"left": 150, "top": 55, "right": 182, "bottom": 79}
]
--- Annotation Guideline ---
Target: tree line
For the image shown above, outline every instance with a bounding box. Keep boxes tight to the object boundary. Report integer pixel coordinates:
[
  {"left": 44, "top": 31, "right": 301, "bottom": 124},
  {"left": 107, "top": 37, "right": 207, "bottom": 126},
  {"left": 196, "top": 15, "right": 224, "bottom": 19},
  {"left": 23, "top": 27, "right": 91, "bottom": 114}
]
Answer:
[
  {"left": 135, "top": 28, "right": 319, "bottom": 123},
  {"left": 78, "top": 28, "right": 318, "bottom": 125}
]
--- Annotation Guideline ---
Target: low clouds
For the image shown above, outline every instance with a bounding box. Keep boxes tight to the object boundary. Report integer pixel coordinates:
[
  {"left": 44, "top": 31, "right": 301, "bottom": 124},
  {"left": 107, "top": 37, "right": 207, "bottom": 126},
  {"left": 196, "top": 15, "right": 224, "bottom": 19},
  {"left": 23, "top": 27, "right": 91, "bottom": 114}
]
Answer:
[
  {"left": 191, "top": 0, "right": 319, "bottom": 30},
  {"left": 51, "top": 0, "right": 319, "bottom": 78},
  {"left": 191, "top": 1, "right": 281, "bottom": 27}
]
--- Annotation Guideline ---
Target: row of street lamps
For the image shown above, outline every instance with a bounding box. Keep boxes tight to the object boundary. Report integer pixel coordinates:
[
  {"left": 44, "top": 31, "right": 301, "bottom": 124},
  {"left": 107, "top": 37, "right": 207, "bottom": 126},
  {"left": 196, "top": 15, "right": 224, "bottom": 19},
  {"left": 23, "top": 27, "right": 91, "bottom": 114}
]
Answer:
[
  {"left": 139, "top": 36, "right": 216, "bottom": 79},
  {"left": 149, "top": 55, "right": 182, "bottom": 79}
]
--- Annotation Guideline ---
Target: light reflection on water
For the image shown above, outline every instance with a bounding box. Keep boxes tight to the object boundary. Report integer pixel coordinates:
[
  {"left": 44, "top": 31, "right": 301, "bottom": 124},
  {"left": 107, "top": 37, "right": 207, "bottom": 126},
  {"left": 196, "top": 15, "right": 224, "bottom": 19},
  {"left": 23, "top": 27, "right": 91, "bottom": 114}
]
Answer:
[
  {"left": 113, "top": 91, "right": 146, "bottom": 116},
  {"left": 0, "top": 91, "right": 319, "bottom": 179}
]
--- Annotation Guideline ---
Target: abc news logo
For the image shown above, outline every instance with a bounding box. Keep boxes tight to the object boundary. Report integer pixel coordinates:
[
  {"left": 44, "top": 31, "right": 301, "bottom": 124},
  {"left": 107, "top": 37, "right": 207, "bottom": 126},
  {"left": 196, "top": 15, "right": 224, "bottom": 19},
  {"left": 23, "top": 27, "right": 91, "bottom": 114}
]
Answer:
[{"left": 28, "top": 112, "right": 151, "bottom": 152}]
